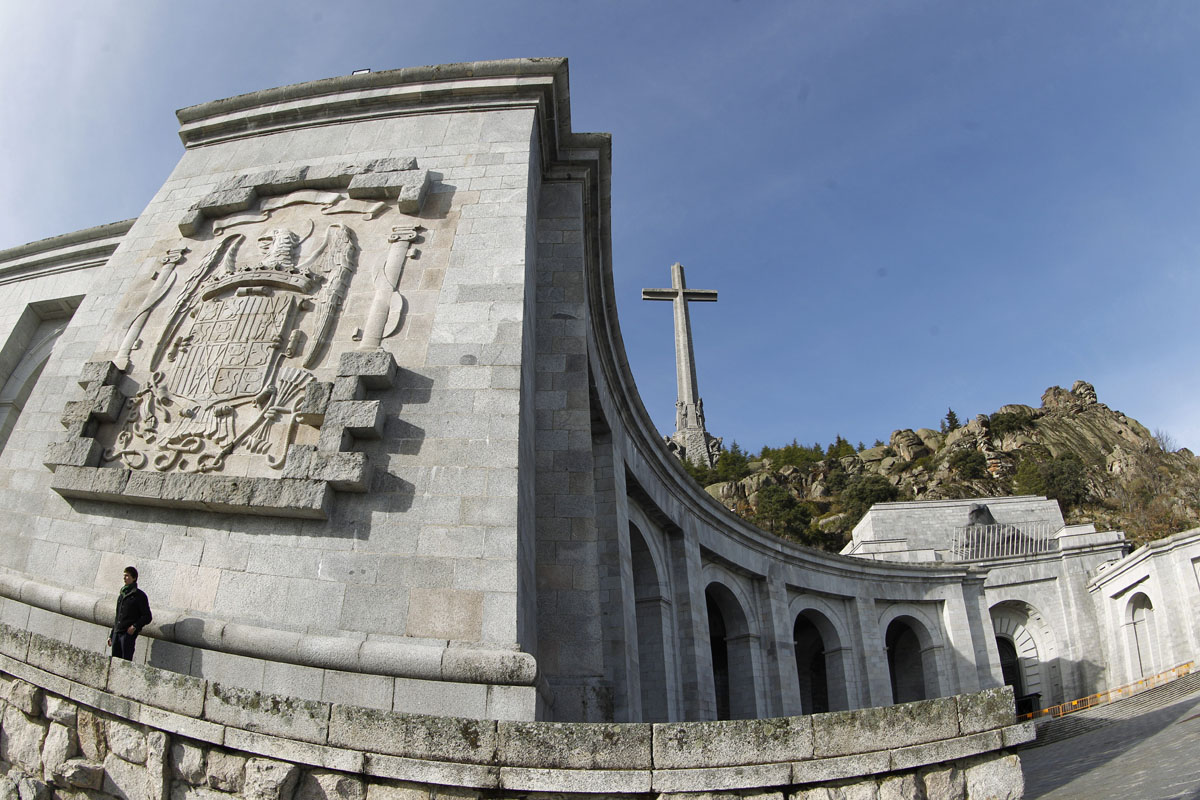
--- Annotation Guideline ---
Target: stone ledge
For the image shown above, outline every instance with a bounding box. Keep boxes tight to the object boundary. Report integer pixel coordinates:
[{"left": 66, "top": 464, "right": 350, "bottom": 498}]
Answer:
[
  {"left": 888, "top": 729, "right": 1003, "bottom": 772},
  {"left": 811, "top": 695, "right": 960, "bottom": 757},
  {"left": 499, "top": 765, "right": 652, "bottom": 793},
  {"left": 0, "top": 218, "right": 132, "bottom": 277},
  {"left": 0, "top": 623, "right": 1023, "bottom": 795},
  {"left": 498, "top": 720, "right": 651, "bottom": 769},
  {"left": 225, "top": 727, "right": 364, "bottom": 774},
  {"left": 790, "top": 750, "right": 891, "bottom": 785},
  {"left": 1001, "top": 720, "right": 1037, "bottom": 747},
  {"left": 957, "top": 685, "right": 1017, "bottom": 735},
  {"left": 26, "top": 631, "right": 108, "bottom": 689},
  {"left": 328, "top": 705, "right": 496, "bottom": 765},
  {"left": 652, "top": 715, "right": 813, "bottom": 769},
  {"left": 138, "top": 703, "right": 225, "bottom": 746},
  {"left": 364, "top": 752, "right": 499, "bottom": 790},
  {"left": 0, "top": 594, "right": 538, "bottom": 688},
  {"left": 205, "top": 682, "right": 331, "bottom": 745},
  {"left": 49, "top": 467, "right": 332, "bottom": 519},
  {"left": 651, "top": 762, "right": 793, "bottom": 794}
]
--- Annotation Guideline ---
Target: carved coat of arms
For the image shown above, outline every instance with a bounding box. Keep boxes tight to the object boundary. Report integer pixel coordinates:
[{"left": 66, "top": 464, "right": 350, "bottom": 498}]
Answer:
[
  {"left": 98, "top": 161, "right": 425, "bottom": 479},
  {"left": 45, "top": 160, "right": 428, "bottom": 514},
  {"left": 108, "top": 221, "right": 355, "bottom": 473}
]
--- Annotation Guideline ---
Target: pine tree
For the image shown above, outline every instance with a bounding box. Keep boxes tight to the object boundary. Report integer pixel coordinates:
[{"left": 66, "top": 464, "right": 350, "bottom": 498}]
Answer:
[
  {"left": 1013, "top": 458, "right": 1045, "bottom": 496},
  {"left": 714, "top": 441, "right": 751, "bottom": 483},
  {"left": 825, "top": 435, "right": 855, "bottom": 459},
  {"left": 941, "top": 408, "right": 961, "bottom": 433}
]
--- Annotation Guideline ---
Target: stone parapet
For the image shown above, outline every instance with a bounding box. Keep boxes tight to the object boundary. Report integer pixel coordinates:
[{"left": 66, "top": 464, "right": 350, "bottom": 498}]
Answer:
[
  {"left": 0, "top": 583, "right": 535, "bottom": 689},
  {"left": 0, "top": 622, "right": 1031, "bottom": 798}
]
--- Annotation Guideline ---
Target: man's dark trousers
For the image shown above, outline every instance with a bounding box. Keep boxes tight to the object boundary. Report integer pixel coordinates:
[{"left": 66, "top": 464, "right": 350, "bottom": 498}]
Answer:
[{"left": 111, "top": 631, "right": 137, "bottom": 660}]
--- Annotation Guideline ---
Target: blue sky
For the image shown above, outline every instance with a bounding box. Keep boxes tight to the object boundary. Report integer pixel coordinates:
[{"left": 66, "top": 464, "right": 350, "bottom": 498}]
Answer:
[{"left": 3, "top": 2, "right": 1199, "bottom": 453}]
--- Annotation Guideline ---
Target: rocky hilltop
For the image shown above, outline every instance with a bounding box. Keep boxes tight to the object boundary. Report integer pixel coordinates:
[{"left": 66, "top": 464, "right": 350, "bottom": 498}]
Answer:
[{"left": 703, "top": 381, "right": 1200, "bottom": 551}]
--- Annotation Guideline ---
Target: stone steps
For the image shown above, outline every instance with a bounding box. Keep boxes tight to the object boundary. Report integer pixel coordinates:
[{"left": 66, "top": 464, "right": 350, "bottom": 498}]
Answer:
[{"left": 1026, "top": 671, "right": 1200, "bottom": 747}]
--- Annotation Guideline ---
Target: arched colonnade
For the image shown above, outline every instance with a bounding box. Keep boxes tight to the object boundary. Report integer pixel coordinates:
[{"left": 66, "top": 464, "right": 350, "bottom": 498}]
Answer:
[{"left": 620, "top": 498, "right": 1006, "bottom": 721}]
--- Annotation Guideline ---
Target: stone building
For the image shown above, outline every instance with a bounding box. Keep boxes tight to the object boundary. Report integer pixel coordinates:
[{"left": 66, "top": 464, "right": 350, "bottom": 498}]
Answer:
[
  {"left": 845, "top": 495, "right": 1200, "bottom": 713},
  {"left": 2, "top": 56, "right": 1190, "bottom": 799}
]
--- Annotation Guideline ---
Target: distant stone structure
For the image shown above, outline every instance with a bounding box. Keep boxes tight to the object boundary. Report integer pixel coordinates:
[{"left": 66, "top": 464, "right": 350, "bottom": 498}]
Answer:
[
  {"left": 642, "top": 262, "right": 722, "bottom": 468},
  {"left": 1, "top": 57, "right": 1194, "bottom": 800},
  {"left": 844, "top": 495, "right": 1200, "bottom": 711}
]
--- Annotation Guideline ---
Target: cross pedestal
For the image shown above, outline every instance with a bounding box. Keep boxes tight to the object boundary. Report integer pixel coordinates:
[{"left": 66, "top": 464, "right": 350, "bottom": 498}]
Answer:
[{"left": 642, "top": 262, "right": 723, "bottom": 469}]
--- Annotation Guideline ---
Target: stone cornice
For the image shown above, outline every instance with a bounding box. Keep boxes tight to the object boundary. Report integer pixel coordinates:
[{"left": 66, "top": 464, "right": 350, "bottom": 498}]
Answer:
[
  {"left": 1087, "top": 526, "right": 1200, "bottom": 593},
  {"left": 175, "top": 59, "right": 579, "bottom": 176},
  {"left": 0, "top": 219, "right": 133, "bottom": 285}
]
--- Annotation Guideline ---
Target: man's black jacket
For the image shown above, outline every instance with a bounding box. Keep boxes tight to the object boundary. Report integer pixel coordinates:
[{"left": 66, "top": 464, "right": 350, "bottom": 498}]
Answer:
[{"left": 114, "top": 586, "right": 152, "bottom": 636}]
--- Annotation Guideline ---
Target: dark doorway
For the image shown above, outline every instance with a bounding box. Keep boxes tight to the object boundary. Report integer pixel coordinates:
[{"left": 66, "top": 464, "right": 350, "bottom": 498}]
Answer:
[
  {"left": 996, "top": 636, "right": 1024, "bottom": 695},
  {"left": 630, "top": 525, "right": 669, "bottom": 721},
  {"left": 793, "top": 614, "right": 829, "bottom": 713},
  {"left": 706, "top": 592, "right": 730, "bottom": 719},
  {"left": 886, "top": 619, "right": 926, "bottom": 703}
]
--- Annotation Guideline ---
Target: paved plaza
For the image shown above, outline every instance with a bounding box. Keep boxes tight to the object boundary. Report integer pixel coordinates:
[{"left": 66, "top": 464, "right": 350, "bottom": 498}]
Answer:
[{"left": 1021, "top": 689, "right": 1200, "bottom": 799}]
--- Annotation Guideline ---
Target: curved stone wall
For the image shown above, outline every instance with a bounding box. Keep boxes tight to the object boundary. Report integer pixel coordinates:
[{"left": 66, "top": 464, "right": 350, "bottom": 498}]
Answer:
[{"left": 0, "top": 622, "right": 1030, "bottom": 798}]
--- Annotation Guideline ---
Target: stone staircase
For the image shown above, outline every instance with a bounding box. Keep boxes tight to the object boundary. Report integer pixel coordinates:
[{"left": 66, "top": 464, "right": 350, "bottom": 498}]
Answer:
[{"left": 1025, "top": 670, "right": 1200, "bottom": 747}]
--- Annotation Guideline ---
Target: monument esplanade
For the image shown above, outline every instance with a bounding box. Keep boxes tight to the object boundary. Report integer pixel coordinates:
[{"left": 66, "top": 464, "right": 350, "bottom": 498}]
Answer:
[{"left": 0, "top": 57, "right": 1193, "bottom": 800}]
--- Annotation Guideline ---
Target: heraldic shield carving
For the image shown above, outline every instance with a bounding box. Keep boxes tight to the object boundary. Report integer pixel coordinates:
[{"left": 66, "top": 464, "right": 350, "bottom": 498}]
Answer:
[
  {"left": 46, "top": 160, "right": 430, "bottom": 517},
  {"left": 110, "top": 222, "right": 354, "bottom": 474}
]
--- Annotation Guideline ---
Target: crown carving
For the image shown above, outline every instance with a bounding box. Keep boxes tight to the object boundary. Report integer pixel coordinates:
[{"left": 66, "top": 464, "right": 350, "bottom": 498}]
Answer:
[{"left": 200, "top": 266, "right": 317, "bottom": 299}]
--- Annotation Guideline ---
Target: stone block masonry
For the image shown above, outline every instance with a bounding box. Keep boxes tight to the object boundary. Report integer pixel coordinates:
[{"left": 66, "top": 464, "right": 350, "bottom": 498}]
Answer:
[
  {"left": 0, "top": 60, "right": 565, "bottom": 720},
  {"left": 0, "top": 625, "right": 1030, "bottom": 798}
]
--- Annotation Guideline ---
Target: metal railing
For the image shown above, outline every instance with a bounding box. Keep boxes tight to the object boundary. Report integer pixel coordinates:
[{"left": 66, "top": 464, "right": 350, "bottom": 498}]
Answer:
[
  {"left": 1018, "top": 661, "right": 1195, "bottom": 721},
  {"left": 949, "top": 521, "right": 1057, "bottom": 561}
]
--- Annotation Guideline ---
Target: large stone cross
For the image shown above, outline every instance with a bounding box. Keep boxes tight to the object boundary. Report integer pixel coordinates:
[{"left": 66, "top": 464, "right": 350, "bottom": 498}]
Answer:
[{"left": 642, "top": 262, "right": 722, "bottom": 468}]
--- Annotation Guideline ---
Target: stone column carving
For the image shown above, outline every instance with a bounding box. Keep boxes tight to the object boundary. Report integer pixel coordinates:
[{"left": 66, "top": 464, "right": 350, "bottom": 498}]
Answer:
[
  {"left": 359, "top": 225, "right": 421, "bottom": 350},
  {"left": 116, "top": 248, "right": 188, "bottom": 369}
]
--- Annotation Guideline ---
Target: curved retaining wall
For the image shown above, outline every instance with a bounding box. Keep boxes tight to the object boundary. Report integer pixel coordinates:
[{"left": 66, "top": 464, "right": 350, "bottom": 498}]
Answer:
[{"left": 0, "top": 623, "right": 1031, "bottom": 799}]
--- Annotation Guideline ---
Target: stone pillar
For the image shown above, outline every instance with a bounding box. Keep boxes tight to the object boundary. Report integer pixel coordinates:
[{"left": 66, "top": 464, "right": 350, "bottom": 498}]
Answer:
[
  {"left": 852, "top": 596, "right": 892, "bottom": 706},
  {"left": 533, "top": 180, "right": 611, "bottom": 720},
  {"left": 670, "top": 527, "right": 713, "bottom": 719},
  {"left": 763, "top": 566, "right": 803, "bottom": 716},
  {"left": 596, "top": 430, "right": 639, "bottom": 721},
  {"left": 940, "top": 585, "right": 991, "bottom": 695}
]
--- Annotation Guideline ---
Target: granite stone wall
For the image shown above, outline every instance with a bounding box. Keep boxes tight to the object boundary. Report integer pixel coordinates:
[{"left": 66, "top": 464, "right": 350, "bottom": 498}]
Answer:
[
  {"left": 0, "top": 622, "right": 1029, "bottom": 800},
  {"left": 0, "top": 62, "right": 575, "bottom": 721}
]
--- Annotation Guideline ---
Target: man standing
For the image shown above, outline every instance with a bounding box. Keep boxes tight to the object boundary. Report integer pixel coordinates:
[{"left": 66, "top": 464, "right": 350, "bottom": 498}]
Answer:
[{"left": 108, "top": 566, "right": 152, "bottom": 661}]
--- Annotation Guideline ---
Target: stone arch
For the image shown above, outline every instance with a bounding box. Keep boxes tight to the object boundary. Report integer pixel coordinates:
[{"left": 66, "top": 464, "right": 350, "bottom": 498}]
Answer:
[
  {"left": 990, "top": 599, "right": 1059, "bottom": 710},
  {"left": 1126, "top": 592, "right": 1157, "bottom": 679},
  {"left": 789, "top": 600, "right": 853, "bottom": 713},
  {"left": 629, "top": 522, "right": 671, "bottom": 721},
  {"left": 704, "top": 579, "right": 757, "bottom": 719},
  {"left": 878, "top": 607, "right": 944, "bottom": 703}
]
